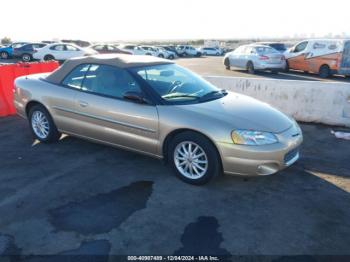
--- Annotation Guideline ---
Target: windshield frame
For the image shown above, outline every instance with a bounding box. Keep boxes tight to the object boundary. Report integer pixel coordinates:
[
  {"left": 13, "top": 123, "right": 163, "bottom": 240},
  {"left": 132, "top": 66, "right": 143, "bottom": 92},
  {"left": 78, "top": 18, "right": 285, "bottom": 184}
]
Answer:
[{"left": 128, "top": 63, "right": 227, "bottom": 105}]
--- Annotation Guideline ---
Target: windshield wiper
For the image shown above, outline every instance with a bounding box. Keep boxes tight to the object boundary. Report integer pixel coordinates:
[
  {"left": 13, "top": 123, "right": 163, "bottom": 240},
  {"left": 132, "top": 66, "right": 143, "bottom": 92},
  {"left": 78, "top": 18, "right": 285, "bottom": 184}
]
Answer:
[
  {"left": 199, "top": 89, "right": 227, "bottom": 102},
  {"left": 162, "top": 93, "right": 200, "bottom": 100}
]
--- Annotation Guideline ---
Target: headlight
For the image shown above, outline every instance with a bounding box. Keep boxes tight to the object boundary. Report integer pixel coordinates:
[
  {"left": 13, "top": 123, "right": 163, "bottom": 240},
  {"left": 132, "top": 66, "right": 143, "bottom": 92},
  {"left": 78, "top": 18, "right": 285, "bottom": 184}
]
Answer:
[{"left": 231, "top": 130, "right": 278, "bottom": 145}]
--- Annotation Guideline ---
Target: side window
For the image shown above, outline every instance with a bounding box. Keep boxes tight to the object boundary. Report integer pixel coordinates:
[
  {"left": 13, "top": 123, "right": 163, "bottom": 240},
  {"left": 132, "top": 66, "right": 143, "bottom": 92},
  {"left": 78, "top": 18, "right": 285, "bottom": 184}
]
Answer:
[
  {"left": 24, "top": 45, "right": 32, "bottom": 51},
  {"left": 93, "top": 45, "right": 104, "bottom": 51},
  {"left": 50, "top": 45, "right": 65, "bottom": 51},
  {"left": 66, "top": 45, "right": 79, "bottom": 51},
  {"left": 82, "top": 64, "right": 141, "bottom": 99},
  {"left": 107, "top": 45, "right": 116, "bottom": 51},
  {"left": 62, "top": 64, "right": 90, "bottom": 89},
  {"left": 294, "top": 42, "right": 308, "bottom": 53}
]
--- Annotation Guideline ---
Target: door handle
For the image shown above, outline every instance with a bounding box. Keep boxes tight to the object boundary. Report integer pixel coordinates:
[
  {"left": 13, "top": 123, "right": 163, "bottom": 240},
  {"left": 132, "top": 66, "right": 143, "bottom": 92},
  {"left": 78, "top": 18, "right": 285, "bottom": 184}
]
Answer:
[{"left": 79, "top": 100, "right": 88, "bottom": 107}]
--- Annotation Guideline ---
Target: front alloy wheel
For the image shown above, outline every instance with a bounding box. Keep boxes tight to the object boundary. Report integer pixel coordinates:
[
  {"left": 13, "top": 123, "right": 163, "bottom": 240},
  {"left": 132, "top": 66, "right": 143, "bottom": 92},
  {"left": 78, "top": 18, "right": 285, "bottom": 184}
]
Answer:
[
  {"left": 174, "top": 141, "right": 208, "bottom": 179},
  {"left": 169, "top": 131, "right": 221, "bottom": 185}
]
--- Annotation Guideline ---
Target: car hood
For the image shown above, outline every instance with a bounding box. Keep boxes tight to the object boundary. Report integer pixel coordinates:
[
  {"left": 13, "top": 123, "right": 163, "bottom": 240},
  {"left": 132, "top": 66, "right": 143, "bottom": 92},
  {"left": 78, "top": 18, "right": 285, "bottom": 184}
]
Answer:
[{"left": 179, "top": 92, "right": 293, "bottom": 133}]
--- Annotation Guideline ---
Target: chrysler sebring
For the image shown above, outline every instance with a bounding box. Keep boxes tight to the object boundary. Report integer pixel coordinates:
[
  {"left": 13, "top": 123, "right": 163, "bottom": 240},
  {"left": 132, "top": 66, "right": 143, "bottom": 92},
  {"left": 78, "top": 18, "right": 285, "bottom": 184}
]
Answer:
[{"left": 14, "top": 54, "right": 302, "bottom": 185}]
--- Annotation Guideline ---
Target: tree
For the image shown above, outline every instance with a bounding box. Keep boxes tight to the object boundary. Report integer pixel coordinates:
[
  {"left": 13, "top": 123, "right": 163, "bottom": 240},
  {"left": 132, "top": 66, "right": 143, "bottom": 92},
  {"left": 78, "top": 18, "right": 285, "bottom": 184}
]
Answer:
[{"left": 1, "top": 37, "right": 11, "bottom": 45}]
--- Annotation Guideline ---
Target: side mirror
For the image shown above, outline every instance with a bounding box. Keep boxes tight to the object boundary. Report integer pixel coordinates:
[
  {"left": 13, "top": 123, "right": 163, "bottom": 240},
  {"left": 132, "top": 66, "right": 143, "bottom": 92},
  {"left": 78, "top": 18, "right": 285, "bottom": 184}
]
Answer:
[{"left": 123, "top": 91, "right": 146, "bottom": 104}]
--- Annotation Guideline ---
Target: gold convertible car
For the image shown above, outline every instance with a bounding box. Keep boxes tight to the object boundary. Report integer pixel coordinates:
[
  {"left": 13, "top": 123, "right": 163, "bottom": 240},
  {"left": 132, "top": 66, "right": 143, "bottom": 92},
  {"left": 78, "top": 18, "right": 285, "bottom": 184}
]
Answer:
[{"left": 14, "top": 54, "right": 302, "bottom": 185}]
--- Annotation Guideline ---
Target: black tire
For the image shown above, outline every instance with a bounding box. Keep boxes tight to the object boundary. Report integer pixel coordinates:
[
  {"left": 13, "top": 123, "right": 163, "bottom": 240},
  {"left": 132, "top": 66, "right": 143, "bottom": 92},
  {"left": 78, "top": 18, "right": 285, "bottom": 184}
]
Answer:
[
  {"left": 224, "top": 58, "right": 230, "bottom": 70},
  {"left": 271, "top": 69, "right": 279, "bottom": 74},
  {"left": 0, "top": 51, "right": 9, "bottom": 59},
  {"left": 168, "top": 55, "right": 174, "bottom": 60},
  {"left": 168, "top": 131, "right": 221, "bottom": 185},
  {"left": 28, "top": 105, "right": 61, "bottom": 143},
  {"left": 44, "top": 54, "right": 55, "bottom": 61},
  {"left": 247, "top": 61, "right": 255, "bottom": 74},
  {"left": 21, "top": 53, "right": 32, "bottom": 62},
  {"left": 319, "top": 65, "right": 330, "bottom": 78},
  {"left": 216, "top": 52, "right": 220, "bottom": 56},
  {"left": 158, "top": 54, "right": 164, "bottom": 58}
]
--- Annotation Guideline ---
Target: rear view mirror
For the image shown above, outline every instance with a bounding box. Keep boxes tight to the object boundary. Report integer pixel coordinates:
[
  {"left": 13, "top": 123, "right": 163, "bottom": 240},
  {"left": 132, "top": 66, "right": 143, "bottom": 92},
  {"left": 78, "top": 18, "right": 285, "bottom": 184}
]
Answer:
[{"left": 123, "top": 91, "right": 146, "bottom": 104}]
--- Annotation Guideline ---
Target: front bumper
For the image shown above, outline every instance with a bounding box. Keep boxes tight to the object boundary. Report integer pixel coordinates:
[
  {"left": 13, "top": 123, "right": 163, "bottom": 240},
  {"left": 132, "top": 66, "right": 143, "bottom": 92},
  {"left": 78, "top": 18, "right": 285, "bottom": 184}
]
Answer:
[{"left": 218, "top": 124, "right": 303, "bottom": 176}]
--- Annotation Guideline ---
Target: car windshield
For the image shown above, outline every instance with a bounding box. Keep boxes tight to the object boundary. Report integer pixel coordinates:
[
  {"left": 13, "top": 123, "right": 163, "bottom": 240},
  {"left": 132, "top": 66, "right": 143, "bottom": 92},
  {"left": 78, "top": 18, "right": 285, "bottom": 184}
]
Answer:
[{"left": 131, "top": 64, "right": 227, "bottom": 104}]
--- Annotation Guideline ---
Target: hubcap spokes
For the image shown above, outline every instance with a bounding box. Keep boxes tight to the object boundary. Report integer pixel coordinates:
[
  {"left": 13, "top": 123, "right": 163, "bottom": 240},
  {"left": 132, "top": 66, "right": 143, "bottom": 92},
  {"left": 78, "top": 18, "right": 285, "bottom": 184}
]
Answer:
[
  {"left": 31, "top": 111, "right": 49, "bottom": 139},
  {"left": 174, "top": 141, "right": 208, "bottom": 179}
]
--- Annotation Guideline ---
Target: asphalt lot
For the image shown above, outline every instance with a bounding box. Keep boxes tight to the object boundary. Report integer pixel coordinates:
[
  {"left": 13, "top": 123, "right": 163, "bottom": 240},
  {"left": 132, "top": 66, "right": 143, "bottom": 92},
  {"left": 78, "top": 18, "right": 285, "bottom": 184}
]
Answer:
[
  {"left": 0, "top": 116, "right": 350, "bottom": 260},
  {"left": 177, "top": 56, "right": 350, "bottom": 83}
]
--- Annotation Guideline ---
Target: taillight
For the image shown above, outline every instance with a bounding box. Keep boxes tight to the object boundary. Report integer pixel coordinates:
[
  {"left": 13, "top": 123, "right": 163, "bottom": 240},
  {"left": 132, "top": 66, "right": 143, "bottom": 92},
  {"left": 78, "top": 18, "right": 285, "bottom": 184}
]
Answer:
[{"left": 259, "top": 55, "right": 269, "bottom": 60}]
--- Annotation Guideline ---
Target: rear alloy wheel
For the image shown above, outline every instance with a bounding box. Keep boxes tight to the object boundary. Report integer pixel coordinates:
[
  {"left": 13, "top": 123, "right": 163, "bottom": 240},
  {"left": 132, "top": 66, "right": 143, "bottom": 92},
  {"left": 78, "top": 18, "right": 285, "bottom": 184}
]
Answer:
[
  {"left": 22, "top": 53, "right": 32, "bottom": 62},
  {"left": 216, "top": 52, "right": 220, "bottom": 56},
  {"left": 247, "top": 61, "right": 255, "bottom": 74},
  {"left": 0, "top": 51, "right": 9, "bottom": 59},
  {"left": 158, "top": 54, "right": 164, "bottom": 58},
  {"left": 29, "top": 105, "right": 61, "bottom": 143},
  {"left": 319, "top": 65, "right": 330, "bottom": 78},
  {"left": 44, "top": 54, "right": 55, "bottom": 61},
  {"left": 169, "top": 132, "right": 220, "bottom": 185},
  {"left": 168, "top": 54, "right": 175, "bottom": 60},
  {"left": 224, "top": 58, "right": 230, "bottom": 70}
]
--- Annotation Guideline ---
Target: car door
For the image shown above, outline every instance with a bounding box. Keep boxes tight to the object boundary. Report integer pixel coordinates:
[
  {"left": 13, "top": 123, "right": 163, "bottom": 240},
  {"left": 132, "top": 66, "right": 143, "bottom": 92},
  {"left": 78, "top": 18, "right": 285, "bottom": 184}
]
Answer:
[
  {"left": 287, "top": 41, "right": 309, "bottom": 71},
  {"left": 74, "top": 64, "right": 159, "bottom": 156},
  {"left": 50, "top": 44, "right": 66, "bottom": 60},
  {"left": 50, "top": 64, "right": 90, "bottom": 134}
]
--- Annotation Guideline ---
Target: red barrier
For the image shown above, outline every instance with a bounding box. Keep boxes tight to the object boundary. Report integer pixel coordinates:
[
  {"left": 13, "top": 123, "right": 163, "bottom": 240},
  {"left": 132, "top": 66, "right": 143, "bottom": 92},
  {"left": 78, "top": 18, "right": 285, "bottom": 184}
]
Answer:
[{"left": 0, "top": 61, "right": 59, "bottom": 117}]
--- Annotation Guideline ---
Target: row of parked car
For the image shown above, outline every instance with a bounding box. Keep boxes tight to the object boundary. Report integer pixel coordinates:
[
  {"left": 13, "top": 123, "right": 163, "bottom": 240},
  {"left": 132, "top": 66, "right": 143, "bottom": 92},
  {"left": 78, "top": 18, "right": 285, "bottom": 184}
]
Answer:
[
  {"left": 224, "top": 39, "right": 350, "bottom": 78},
  {"left": 0, "top": 41, "right": 227, "bottom": 63}
]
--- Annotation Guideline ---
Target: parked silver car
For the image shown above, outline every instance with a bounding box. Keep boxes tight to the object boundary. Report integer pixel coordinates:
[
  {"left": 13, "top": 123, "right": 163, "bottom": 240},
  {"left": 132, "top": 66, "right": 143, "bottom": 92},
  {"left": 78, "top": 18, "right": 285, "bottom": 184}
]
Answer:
[{"left": 224, "top": 44, "right": 286, "bottom": 74}]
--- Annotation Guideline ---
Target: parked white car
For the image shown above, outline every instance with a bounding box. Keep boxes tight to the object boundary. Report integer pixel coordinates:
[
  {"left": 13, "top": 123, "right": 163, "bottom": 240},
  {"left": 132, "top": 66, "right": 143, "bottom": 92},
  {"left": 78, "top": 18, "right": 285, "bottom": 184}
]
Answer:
[
  {"left": 119, "top": 44, "right": 155, "bottom": 56},
  {"left": 176, "top": 45, "right": 202, "bottom": 57},
  {"left": 152, "top": 46, "right": 177, "bottom": 59},
  {"left": 33, "top": 43, "right": 97, "bottom": 61},
  {"left": 199, "top": 47, "right": 222, "bottom": 56},
  {"left": 224, "top": 44, "right": 286, "bottom": 74}
]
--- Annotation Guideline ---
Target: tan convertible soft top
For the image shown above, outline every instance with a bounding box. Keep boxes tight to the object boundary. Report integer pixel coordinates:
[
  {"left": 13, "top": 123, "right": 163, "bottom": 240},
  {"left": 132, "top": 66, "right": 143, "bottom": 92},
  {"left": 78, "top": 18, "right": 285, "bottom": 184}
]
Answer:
[{"left": 46, "top": 54, "right": 174, "bottom": 84}]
